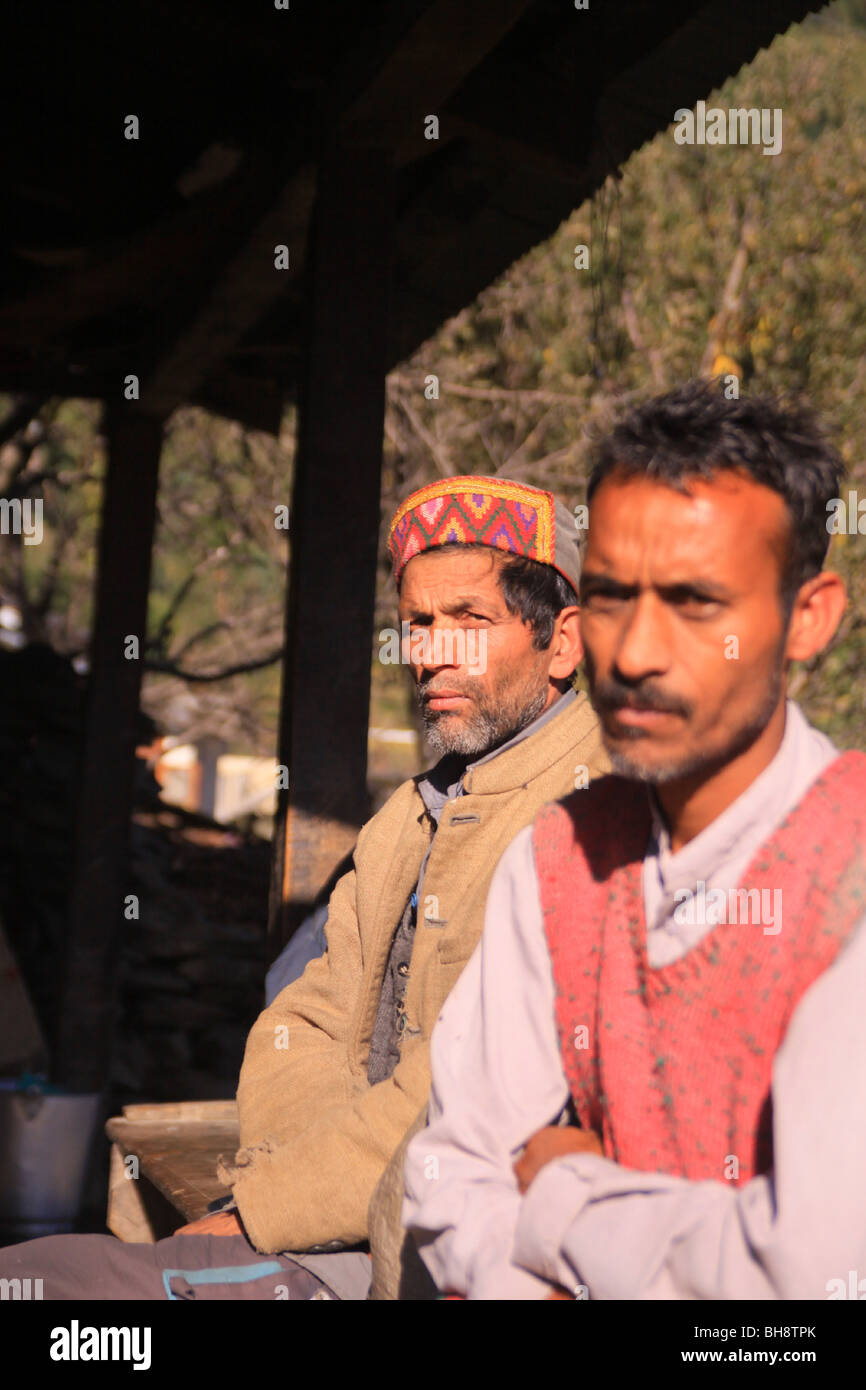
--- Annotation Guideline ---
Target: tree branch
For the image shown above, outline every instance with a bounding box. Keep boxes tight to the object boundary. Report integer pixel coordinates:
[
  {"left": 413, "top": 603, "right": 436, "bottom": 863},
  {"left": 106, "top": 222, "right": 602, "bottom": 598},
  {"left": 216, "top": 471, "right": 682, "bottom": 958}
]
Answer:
[
  {"left": 700, "top": 201, "right": 759, "bottom": 376},
  {"left": 621, "top": 287, "right": 664, "bottom": 389},
  {"left": 143, "top": 648, "right": 284, "bottom": 682},
  {"left": 168, "top": 620, "right": 232, "bottom": 661},
  {"left": 393, "top": 393, "right": 454, "bottom": 478},
  {"left": 389, "top": 373, "right": 588, "bottom": 406},
  {"left": 0, "top": 394, "right": 50, "bottom": 450}
]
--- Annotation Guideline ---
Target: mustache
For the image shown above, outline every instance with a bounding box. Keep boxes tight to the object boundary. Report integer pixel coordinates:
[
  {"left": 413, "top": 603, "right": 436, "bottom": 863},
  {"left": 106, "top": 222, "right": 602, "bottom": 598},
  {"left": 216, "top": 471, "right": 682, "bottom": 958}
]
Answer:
[
  {"left": 417, "top": 677, "right": 474, "bottom": 702},
  {"left": 591, "top": 676, "right": 690, "bottom": 719}
]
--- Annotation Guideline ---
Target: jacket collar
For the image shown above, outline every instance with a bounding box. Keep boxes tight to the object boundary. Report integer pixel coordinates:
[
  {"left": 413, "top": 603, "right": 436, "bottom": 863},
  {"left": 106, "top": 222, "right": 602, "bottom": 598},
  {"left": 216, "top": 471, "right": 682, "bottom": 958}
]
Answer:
[
  {"left": 464, "top": 687, "right": 603, "bottom": 795},
  {"left": 415, "top": 687, "right": 604, "bottom": 801}
]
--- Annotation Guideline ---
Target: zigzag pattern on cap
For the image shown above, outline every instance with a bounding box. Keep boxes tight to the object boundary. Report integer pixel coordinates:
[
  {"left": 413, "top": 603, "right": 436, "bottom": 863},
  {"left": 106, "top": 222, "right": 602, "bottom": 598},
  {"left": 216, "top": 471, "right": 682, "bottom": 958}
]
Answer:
[{"left": 388, "top": 476, "right": 555, "bottom": 580}]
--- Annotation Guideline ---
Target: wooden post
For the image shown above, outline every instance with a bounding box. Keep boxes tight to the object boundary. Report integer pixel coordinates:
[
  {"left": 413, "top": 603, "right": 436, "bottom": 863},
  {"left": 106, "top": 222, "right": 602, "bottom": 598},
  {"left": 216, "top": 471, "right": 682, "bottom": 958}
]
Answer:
[
  {"left": 269, "top": 141, "right": 393, "bottom": 954},
  {"left": 56, "top": 407, "right": 164, "bottom": 1091}
]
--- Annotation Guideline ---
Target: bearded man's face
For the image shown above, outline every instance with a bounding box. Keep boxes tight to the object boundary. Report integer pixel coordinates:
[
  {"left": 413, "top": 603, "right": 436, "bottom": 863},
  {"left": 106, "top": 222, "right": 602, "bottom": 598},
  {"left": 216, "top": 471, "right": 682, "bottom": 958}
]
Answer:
[{"left": 398, "top": 549, "right": 558, "bottom": 758}]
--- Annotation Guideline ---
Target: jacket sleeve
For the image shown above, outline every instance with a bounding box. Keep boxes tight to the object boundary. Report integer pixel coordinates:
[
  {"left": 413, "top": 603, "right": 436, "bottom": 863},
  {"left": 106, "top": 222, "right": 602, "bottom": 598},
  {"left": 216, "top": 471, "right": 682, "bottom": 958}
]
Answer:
[{"left": 228, "top": 858, "right": 431, "bottom": 1253}]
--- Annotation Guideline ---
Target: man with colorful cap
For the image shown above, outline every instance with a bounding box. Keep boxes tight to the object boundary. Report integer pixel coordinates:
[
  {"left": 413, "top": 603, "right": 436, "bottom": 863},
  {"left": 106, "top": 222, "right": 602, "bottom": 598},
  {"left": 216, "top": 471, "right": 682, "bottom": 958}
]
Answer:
[{"left": 0, "top": 474, "right": 607, "bottom": 1300}]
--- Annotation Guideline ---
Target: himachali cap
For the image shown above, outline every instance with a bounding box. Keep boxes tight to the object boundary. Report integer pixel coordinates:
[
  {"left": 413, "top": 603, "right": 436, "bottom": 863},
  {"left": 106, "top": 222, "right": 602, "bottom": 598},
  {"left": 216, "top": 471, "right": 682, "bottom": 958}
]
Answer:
[{"left": 388, "top": 475, "right": 582, "bottom": 593}]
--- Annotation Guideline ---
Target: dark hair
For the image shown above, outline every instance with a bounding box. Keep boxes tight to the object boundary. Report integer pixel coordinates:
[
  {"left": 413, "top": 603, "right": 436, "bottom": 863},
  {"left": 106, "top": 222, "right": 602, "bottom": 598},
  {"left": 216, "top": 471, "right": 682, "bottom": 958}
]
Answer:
[
  {"left": 586, "top": 380, "right": 845, "bottom": 610},
  {"left": 497, "top": 552, "right": 578, "bottom": 650},
  {"left": 398, "top": 543, "right": 578, "bottom": 651}
]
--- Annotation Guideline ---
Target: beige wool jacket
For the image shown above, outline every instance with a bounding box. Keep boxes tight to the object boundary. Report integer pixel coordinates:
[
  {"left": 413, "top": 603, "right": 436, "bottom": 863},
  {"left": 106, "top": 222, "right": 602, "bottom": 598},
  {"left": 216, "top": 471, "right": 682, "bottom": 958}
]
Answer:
[{"left": 228, "top": 689, "right": 608, "bottom": 1260}]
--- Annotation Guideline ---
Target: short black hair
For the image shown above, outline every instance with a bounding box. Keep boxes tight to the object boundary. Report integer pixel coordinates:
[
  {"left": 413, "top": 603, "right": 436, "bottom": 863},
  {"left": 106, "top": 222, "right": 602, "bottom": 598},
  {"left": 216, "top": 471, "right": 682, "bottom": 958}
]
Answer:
[
  {"left": 586, "top": 380, "right": 845, "bottom": 611},
  {"left": 496, "top": 552, "right": 578, "bottom": 651},
  {"left": 398, "top": 543, "right": 577, "bottom": 651}
]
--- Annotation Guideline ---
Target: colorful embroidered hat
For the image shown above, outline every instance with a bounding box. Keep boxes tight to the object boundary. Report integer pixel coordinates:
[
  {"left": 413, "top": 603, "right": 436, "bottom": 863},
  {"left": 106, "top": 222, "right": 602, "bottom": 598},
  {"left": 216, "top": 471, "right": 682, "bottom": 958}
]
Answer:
[{"left": 388, "top": 475, "right": 582, "bottom": 592}]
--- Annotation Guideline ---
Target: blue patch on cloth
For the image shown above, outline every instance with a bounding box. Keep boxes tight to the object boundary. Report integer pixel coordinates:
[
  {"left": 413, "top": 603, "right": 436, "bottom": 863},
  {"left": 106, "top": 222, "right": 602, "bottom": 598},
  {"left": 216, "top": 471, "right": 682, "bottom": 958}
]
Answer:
[{"left": 162, "top": 1261, "right": 283, "bottom": 1300}]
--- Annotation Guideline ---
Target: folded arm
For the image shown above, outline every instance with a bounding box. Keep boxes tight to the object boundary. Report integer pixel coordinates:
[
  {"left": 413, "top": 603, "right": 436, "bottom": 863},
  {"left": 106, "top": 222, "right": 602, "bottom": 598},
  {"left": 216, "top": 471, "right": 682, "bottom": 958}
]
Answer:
[{"left": 514, "top": 913, "right": 866, "bottom": 1299}]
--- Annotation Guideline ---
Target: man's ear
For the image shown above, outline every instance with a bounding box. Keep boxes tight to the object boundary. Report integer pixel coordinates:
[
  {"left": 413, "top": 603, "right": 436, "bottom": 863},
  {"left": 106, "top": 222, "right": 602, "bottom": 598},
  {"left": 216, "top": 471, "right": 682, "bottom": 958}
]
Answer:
[
  {"left": 548, "top": 605, "right": 583, "bottom": 679},
  {"left": 784, "top": 571, "right": 847, "bottom": 663}
]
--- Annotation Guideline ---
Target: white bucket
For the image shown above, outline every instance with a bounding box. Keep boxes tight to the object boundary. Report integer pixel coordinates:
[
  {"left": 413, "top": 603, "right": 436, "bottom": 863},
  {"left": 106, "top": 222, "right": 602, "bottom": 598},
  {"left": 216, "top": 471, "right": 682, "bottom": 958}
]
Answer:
[{"left": 0, "top": 1085, "right": 103, "bottom": 1238}]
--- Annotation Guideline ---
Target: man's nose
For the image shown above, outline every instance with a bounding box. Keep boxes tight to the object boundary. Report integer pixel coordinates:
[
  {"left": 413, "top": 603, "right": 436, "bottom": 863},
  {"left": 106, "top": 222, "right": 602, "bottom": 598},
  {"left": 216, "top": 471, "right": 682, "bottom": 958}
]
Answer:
[
  {"left": 613, "top": 594, "right": 670, "bottom": 682},
  {"left": 406, "top": 621, "right": 464, "bottom": 676}
]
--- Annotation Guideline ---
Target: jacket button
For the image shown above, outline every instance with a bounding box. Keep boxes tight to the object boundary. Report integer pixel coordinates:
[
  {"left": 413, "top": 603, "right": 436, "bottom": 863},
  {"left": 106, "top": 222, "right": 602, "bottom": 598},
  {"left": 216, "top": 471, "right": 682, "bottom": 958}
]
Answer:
[{"left": 397, "top": 962, "right": 409, "bottom": 977}]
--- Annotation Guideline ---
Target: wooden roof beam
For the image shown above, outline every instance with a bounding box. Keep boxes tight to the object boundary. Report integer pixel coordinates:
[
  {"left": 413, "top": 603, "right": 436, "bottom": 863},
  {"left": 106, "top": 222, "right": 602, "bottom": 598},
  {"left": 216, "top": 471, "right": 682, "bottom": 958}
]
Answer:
[
  {"left": 139, "top": 165, "right": 315, "bottom": 419},
  {"left": 340, "top": 0, "right": 533, "bottom": 149},
  {"left": 137, "top": 2, "right": 534, "bottom": 421},
  {"left": 0, "top": 155, "right": 283, "bottom": 344},
  {"left": 442, "top": 57, "right": 595, "bottom": 184}
]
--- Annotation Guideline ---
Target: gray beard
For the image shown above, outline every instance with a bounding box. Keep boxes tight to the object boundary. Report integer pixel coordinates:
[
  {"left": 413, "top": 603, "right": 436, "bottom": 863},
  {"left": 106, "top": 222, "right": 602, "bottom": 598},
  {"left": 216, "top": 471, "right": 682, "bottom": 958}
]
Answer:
[{"left": 420, "top": 684, "right": 549, "bottom": 758}]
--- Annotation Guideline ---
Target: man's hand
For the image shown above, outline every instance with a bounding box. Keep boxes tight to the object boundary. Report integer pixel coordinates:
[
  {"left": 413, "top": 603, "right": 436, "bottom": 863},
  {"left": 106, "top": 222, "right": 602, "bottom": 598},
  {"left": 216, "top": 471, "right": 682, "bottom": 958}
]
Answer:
[
  {"left": 513, "top": 1125, "right": 603, "bottom": 1194},
  {"left": 174, "top": 1209, "right": 244, "bottom": 1237}
]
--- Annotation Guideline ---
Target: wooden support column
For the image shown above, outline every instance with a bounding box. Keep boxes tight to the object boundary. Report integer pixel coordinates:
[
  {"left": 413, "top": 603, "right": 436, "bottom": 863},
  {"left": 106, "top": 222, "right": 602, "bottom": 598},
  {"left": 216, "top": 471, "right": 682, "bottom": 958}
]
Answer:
[
  {"left": 56, "top": 407, "right": 164, "bottom": 1091},
  {"left": 269, "top": 141, "right": 393, "bottom": 953}
]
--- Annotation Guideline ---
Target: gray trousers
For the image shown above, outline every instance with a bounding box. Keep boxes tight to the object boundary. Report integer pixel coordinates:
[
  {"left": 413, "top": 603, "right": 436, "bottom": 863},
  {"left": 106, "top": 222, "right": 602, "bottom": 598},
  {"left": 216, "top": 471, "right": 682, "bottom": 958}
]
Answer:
[{"left": 0, "top": 1230, "right": 373, "bottom": 1301}]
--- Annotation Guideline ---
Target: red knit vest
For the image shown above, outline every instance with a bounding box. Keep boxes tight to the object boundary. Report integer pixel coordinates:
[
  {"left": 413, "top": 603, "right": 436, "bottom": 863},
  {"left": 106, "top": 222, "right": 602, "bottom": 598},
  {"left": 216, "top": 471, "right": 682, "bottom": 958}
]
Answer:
[{"left": 533, "top": 752, "right": 866, "bottom": 1184}]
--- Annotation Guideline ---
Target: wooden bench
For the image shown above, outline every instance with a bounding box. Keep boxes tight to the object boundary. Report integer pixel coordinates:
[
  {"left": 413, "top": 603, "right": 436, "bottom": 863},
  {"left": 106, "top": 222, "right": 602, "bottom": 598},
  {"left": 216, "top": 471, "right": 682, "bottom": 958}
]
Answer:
[{"left": 106, "top": 1100, "right": 239, "bottom": 1242}]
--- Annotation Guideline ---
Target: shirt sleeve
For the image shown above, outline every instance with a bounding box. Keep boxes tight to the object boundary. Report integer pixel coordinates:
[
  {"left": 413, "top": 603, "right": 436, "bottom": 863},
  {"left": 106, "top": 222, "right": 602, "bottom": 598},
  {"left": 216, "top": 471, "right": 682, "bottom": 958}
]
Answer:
[
  {"left": 513, "top": 913, "right": 866, "bottom": 1299},
  {"left": 402, "top": 824, "right": 572, "bottom": 1299}
]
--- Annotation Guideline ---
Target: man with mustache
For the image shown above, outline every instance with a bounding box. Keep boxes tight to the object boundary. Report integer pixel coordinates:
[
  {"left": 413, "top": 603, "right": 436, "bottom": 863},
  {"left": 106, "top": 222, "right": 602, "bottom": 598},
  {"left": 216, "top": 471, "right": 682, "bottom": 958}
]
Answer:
[
  {"left": 404, "top": 381, "right": 865, "bottom": 1299},
  {"left": 0, "top": 475, "right": 607, "bottom": 1300}
]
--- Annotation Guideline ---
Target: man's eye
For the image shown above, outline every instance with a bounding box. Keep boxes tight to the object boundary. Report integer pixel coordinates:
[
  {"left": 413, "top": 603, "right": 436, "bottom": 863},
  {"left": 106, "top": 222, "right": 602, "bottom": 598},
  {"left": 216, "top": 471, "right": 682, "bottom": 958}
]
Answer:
[
  {"left": 677, "top": 595, "right": 720, "bottom": 613},
  {"left": 583, "top": 591, "right": 624, "bottom": 609}
]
